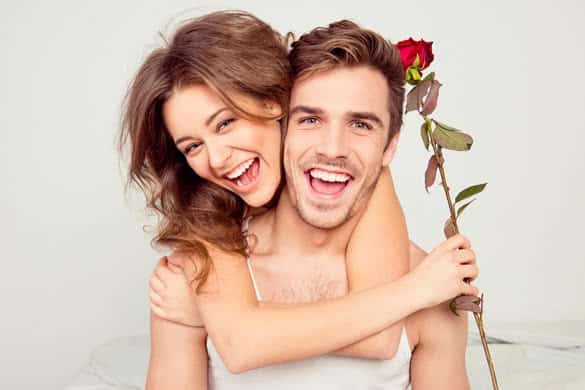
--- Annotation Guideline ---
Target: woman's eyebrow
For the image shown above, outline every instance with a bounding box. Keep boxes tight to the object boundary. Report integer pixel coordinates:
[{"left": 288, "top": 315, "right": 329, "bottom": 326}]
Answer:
[
  {"left": 175, "top": 107, "right": 229, "bottom": 145},
  {"left": 175, "top": 135, "right": 195, "bottom": 146},
  {"left": 205, "top": 107, "right": 229, "bottom": 126}
]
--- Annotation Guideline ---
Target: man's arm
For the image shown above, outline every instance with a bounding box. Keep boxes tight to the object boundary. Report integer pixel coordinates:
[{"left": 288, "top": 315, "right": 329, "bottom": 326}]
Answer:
[
  {"left": 409, "top": 243, "right": 471, "bottom": 390},
  {"left": 146, "top": 311, "right": 208, "bottom": 390}
]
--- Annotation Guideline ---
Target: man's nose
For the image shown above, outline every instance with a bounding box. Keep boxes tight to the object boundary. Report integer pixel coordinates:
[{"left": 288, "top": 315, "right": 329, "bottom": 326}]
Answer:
[
  {"left": 315, "top": 125, "right": 350, "bottom": 159},
  {"left": 207, "top": 139, "right": 232, "bottom": 170}
]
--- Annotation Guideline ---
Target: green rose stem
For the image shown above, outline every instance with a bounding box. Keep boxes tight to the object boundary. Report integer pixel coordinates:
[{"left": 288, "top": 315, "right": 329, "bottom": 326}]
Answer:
[{"left": 423, "top": 113, "right": 499, "bottom": 390}]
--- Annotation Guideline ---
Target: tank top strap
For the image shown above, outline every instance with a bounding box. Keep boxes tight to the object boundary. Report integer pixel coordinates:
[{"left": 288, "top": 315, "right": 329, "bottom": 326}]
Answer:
[
  {"left": 247, "top": 257, "right": 262, "bottom": 301},
  {"left": 399, "top": 325, "right": 412, "bottom": 359},
  {"left": 241, "top": 215, "right": 262, "bottom": 301}
]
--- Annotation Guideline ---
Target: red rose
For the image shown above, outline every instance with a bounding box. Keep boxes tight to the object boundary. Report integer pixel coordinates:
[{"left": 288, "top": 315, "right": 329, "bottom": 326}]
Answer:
[{"left": 396, "top": 38, "right": 434, "bottom": 71}]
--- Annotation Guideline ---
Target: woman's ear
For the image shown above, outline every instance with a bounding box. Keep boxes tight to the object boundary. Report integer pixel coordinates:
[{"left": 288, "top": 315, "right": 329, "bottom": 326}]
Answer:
[{"left": 264, "top": 100, "right": 283, "bottom": 117}]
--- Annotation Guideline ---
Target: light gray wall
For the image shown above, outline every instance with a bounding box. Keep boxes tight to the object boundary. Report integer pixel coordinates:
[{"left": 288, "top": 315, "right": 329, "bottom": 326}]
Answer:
[{"left": 1, "top": 0, "right": 583, "bottom": 388}]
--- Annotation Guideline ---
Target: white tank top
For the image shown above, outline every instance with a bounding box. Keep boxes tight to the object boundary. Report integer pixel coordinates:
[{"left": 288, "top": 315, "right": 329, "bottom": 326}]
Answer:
[{"left": 206, "top": 217, "right": 412, "bottom": 389}]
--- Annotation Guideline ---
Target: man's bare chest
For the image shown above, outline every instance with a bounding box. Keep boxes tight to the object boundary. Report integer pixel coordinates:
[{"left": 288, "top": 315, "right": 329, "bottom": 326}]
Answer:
[{"left": 249, "top": 254, "right": 349, "bottom": 304}]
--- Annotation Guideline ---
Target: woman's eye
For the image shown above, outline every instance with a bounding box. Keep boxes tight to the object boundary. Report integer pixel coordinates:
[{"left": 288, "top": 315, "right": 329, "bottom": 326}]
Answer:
[
  {"left": 217, "top": 118, "right": 235, "bottom": 132},
  {"left": 183, "top": 142, "right": 201, "bottom": 155},
  {"left": 351, "top": 121, "right": 372, "bottom": 130}
]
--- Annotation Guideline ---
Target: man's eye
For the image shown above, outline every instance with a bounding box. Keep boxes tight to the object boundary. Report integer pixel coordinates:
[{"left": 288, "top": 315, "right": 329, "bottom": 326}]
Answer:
[
  {"left": 351, "top": 121, "right": 372, "bottom": 130},
  {"left": 183, "top": 142, "right": 201, "bottom": 155},
  {"left": 299, "top": 117, "right": 320, "bottom": 125},
  {"left": 217, "top": 118, "right": 235, "bottom": 131}
]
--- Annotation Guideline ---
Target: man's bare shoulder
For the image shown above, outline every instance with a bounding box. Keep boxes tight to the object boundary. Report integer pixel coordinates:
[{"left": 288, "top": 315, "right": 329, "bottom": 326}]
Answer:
[
  {"left": 408, "top": 240, "right": 427, "bottom": 270},
  {"left": 407, "top": 241, "right": 469, "bottom": 357},
  {"left": 407, "top": 240, "right": 468, "bottom": 349}
]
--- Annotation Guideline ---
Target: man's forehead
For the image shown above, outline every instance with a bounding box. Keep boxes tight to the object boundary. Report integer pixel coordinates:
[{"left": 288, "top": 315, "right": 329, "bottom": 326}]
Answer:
[{"left": 289, "top": 66, "right": 390, "bottom": 122}]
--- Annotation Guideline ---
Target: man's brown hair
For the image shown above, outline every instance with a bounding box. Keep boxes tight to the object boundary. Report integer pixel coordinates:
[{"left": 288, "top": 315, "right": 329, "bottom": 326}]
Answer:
[{"left": 289, "top": 20, "right": 405, "bottom": 143}]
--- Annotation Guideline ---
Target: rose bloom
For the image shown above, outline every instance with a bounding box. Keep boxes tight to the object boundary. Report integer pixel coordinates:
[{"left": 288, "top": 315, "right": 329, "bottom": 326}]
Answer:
[{"left": 396, "top": 38, "right": 434, "bottom": 71}]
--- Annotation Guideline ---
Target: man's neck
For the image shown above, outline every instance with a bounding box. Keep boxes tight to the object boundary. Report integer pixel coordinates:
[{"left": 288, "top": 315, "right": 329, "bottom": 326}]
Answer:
[{"left": 264, "top": 187, "right": 362, "bottom": 258}]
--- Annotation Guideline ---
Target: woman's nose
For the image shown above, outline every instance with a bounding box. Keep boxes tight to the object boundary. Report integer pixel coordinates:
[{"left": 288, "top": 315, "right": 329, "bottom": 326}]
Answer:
[{"left": 207, "top": 140, "right": 233, "bottom": 170}]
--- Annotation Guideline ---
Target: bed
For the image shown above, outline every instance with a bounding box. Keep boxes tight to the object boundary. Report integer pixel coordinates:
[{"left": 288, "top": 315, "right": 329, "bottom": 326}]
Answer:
[{"left": 65, "top": 320, "right": 585, "bottom": 389}]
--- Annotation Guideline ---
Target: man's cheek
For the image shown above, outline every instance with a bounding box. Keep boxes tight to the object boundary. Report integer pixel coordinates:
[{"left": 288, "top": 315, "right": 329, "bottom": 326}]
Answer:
[{"left": 284, "top": 138, "right": 301, "bottom": 160}]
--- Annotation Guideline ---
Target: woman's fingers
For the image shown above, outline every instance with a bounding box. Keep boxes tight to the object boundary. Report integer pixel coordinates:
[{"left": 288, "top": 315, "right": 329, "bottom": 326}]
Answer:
[
  {"left": 155, "top": 261, "right": 180, "bottom": 281},
  {"left": 166, "top": 255, "right": 186, "bottom": 269},
  {"left": 455, "top": 248, "right": 476, "bottom": 265},
  {"left": 149, "top": 274, "right": 165, "bottom": 293},
  {"left": 461, "top": 282, "right": 480, "bottom": 297},
  {"left": 167, "top": 263, "right": 183, "bottom": 274},
  {"left": 150, "top": 303, "right": 168, "bottom": 320},
  {"left": 149, "top": 289, "right": 164, "bottom": 307},
  {"left": 442, "top": 234, "right": 471, "bottom": 252},
  {"left": 458, "top": 264, "right": 479, "bottom": 281}
]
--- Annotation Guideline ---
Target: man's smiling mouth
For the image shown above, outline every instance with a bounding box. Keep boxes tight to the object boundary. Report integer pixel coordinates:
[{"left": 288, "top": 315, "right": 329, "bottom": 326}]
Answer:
[{"left": 305, "top": 167, "right": 353, "bottom": 197}]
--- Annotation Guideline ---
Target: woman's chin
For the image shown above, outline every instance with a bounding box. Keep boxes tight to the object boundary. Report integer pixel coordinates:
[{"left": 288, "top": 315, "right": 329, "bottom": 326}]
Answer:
[{"left": 241, "top": 185, "right": 278, "bottom": 209}]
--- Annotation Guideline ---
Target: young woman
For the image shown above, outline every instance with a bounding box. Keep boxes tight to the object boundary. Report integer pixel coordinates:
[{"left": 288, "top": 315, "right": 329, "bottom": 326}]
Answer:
[{"left": 119, "top": 10, "right": 479, "bottom": 389}]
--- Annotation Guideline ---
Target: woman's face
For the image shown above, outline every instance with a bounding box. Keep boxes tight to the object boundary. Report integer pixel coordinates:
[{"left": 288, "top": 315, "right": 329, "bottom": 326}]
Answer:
[{"left": 163, "top": 84, "right": 282, "bottom": 208}]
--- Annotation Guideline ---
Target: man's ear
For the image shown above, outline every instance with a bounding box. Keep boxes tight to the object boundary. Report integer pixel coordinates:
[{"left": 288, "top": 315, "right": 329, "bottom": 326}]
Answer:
[{"left": 382, "top": 131, "right": 401, "bottom": 166}]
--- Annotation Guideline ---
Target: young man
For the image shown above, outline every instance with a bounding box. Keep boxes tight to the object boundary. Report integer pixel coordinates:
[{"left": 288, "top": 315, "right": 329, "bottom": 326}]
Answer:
[{"left": 149, "top": 20, "right": 476, "bottom": 390}]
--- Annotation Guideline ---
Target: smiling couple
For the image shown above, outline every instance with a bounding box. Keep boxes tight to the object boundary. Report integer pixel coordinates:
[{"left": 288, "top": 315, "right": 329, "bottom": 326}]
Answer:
[{"left": 120, "top": 10, "right": 479, "bottom": 390}]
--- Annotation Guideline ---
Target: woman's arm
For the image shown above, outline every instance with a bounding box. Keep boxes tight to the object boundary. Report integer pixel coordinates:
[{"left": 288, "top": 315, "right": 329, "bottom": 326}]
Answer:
[
  {"left": 172, "top": 232, "right": 478, "bottom": 374},
  {"left": 153, "top": 167, "right": 408, "bottom": 362},
  {"left": 146, "top": 311, "right": 208, "bottom": 390},
  {"left": 333, "top": 166, "right": 410, "bottom": 359}
]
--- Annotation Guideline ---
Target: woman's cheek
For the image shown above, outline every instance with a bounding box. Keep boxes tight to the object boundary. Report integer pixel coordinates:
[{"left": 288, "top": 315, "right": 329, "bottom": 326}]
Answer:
[{"left": 189, "top": 156, "right": 209, "bottom": 180}]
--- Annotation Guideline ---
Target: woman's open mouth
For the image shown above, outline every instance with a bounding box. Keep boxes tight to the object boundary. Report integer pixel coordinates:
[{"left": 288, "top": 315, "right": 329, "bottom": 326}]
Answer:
[
  {"left": 225, "top": 157, "right": 260, "bottom": 192},
  {"left": 305, "top": 167, "right": 353, "bottom": 199}
]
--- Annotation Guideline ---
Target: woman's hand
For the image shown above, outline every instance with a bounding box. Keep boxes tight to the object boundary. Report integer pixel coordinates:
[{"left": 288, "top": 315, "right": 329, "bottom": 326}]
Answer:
[
  {"left": 149, "top": 256, "right": 204, "bottom": 327},
  {"left": 407, "top": 234, "right": 480, "bottom": 308}
]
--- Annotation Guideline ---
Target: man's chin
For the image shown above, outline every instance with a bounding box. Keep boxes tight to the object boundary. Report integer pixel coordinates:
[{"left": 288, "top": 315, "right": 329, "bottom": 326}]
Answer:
[{"left": 297, "top": 201, "right": 351, "bottom": 230}]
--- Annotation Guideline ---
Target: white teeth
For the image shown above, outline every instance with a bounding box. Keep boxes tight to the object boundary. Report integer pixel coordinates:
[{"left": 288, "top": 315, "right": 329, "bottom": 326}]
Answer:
[
  {"left": 309, "top": 169, "right": 350, "bottom": 183},
  {"left": 227, "top": 158, "right": 255, "bottom": 180}
]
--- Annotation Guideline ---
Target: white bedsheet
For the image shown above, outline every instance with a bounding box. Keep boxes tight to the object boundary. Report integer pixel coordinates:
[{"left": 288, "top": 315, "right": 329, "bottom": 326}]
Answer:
[{"left": 65, "top": 321, "right": 585, "bottom": 390}]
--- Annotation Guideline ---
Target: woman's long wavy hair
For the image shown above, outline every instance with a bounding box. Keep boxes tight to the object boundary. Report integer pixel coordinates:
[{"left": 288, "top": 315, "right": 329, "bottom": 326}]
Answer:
[{"left": 119, "top": 10, "right": 292, "bottom": 291}]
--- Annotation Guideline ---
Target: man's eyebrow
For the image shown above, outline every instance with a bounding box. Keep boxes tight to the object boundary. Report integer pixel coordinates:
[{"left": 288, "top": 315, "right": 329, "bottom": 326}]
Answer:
[
  {"left": 289, "top": 105, "right": 324, "bottom": 116},
  {"left": 347, "top": 111, "right": 384, "bottom": 128},
  {"left": 174, "top": 107, "right": 228, "bottom": 146}
]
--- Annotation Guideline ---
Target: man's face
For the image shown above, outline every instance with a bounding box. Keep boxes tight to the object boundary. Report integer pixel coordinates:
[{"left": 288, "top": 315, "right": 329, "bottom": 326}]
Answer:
[{"left": 284, "top": 65, "right": 398, "bottom": 229}]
